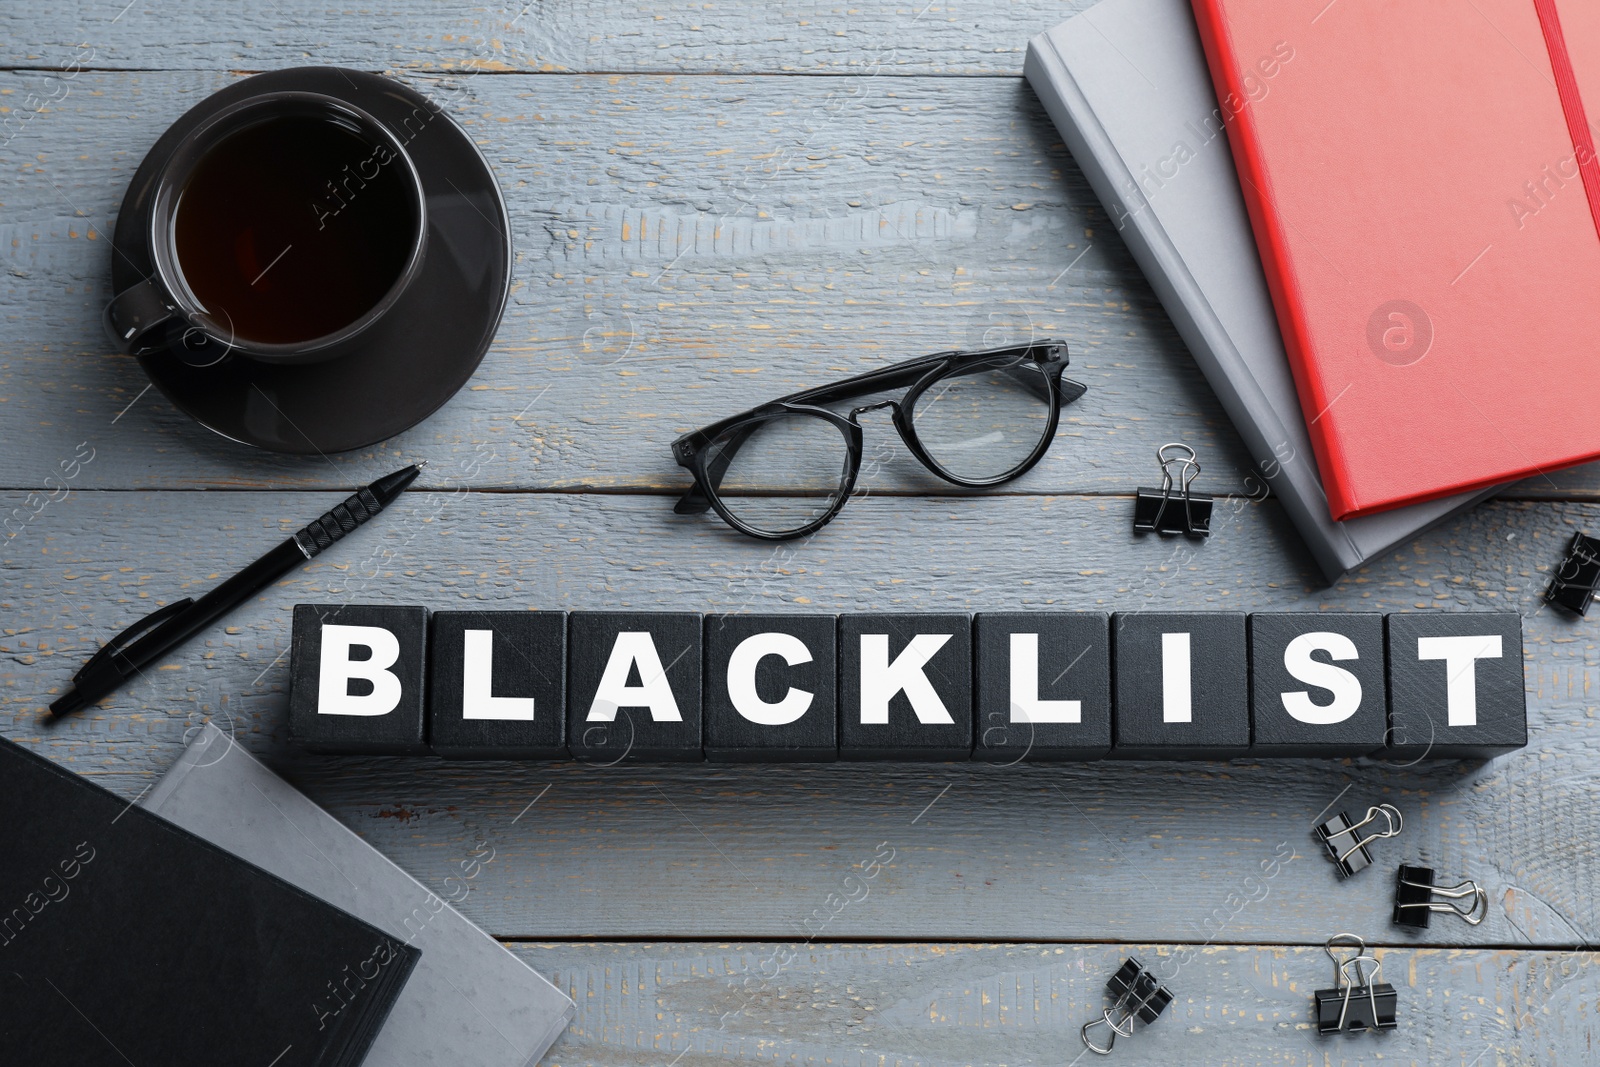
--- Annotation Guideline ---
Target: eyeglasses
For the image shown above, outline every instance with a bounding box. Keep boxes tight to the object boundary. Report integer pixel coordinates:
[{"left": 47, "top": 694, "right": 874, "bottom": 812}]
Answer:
[{"left": 671, "top": 340, "right": 1088, "bottom": 539}]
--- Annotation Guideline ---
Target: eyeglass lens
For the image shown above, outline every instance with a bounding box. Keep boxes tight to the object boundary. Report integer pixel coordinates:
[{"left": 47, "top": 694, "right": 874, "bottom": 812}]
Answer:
[
  {"left": 909, "top": 355, "right": 1054, "bottom": 482},
  {"left": 703, "top": 413, "right": 852, "bottom": 535}
]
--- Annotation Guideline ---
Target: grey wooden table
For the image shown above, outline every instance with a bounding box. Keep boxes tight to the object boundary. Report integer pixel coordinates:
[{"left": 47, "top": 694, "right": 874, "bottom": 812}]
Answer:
[{"left": 3, "top": 3, "right": 1597, "bottom": 1064}]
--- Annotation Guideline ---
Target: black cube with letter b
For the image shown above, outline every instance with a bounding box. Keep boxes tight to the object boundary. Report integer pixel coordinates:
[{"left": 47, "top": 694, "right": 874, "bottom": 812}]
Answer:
[
  {"left": 289, "top": 603, "right": 430, "bottom": 755},
  {"left": 1249, "top": 613, "right": 1387, "bottom": 757}
]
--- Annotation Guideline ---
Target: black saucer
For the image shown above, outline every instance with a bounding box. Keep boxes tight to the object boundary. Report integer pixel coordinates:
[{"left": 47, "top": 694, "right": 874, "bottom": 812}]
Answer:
[{"left": 110, "top": 68, "right": 511, "bottom": 454}]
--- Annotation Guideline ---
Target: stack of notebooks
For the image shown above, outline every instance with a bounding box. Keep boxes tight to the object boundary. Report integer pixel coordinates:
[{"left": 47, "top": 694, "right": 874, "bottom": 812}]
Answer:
[
  {"left": 1027, "top": 0, "right": 1600, "bottom": 580},
  {"left": 1, "top": 727, "right": 573, "bottom": 1065}
]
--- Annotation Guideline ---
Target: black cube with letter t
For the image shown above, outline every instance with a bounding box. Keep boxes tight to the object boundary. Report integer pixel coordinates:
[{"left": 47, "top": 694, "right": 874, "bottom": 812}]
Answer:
[
  {"left": 972, "top": 613, "right": 1112, "bottom": 761},
  {"left": 289, "top": 603, "right": 430, "bottom": 755},
  {"left": 1384, "top": 612, "right": 1527, "bottom": 759},
  {"left": 567, "top": 612, "right": 704, "bottom": 762},
  {"left": 1249, "top": 613, "right": 1387, "bottom": 757},
  {"left": 428, "top": 611, "right": 568, "bottom": 759},
  {"left": 839, "top": 614, "right": 973, "bottom": 760},
  {"left": 703, "top": 614, "right": 838, "bottom": 761},
  {"left": 1110, "top": 612, "right": 1250, "bottom": 759}
]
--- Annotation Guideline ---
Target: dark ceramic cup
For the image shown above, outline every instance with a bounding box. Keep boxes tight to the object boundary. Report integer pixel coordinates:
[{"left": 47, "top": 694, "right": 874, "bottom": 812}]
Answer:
[{"left": 104, "top": 90, "right": 427, "bottom": 367}]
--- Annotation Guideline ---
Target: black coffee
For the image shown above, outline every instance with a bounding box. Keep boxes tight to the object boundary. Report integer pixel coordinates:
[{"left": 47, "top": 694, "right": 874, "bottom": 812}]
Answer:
[{"left": 174, "top": 114, "right": 416, "bottom": 345}]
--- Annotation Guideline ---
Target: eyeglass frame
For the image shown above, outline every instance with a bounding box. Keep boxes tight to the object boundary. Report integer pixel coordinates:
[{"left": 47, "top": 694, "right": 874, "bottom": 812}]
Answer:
[{"left": 670, "top": 339, "right": 1088, "bottom": 540}]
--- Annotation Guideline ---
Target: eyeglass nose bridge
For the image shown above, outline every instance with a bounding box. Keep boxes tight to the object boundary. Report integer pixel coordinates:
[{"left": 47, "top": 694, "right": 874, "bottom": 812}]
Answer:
[{"left": 848, "top": 399, "right": 900, "bottom": 422}]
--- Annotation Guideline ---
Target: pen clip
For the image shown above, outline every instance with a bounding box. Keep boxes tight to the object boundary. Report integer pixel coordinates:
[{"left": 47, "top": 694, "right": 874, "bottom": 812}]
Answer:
[{"left": 79, "top": 597, "right": 195, "bottom": 680}]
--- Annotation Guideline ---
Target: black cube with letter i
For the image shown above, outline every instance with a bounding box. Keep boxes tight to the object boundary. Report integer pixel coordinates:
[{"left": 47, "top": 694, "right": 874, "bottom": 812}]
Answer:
[
  {"left": 1249, "top": 613, "right": 1387, "bottom": 757},
  {"left": 429, "top": 611, "right": 568, "bottom": 759},
  {"left": 1110, "top": 612, "right": 1249, "bottom": 759},
  {"left": 1384, "top": 612, "right": 1527, "bottom": 759},
  {"left": 289, "top": 603, "right": 430, "bottom": 754}
]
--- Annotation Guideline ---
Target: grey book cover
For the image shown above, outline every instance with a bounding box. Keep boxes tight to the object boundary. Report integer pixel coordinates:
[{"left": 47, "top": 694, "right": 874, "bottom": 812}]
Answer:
[
  {"left": 140, "top": 724, "right": 574, "bottom": 1067},
  {"left": 1024, "top": 0, "right": 1493, "bottom": 582}
]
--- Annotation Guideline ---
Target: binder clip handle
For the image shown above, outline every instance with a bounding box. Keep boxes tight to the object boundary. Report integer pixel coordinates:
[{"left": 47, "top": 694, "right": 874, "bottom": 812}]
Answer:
[
  {"left": 1157, "top": 442, "right": 1202, "bottom": 496},
  {"left": 1393, "top": 864, "right": 1488, "bottom": 927}
]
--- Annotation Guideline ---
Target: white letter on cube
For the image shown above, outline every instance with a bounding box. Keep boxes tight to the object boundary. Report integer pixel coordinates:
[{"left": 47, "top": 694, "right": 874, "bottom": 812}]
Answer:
[{"left": 318, "top": 624, "right": 403, "bottom": 717}]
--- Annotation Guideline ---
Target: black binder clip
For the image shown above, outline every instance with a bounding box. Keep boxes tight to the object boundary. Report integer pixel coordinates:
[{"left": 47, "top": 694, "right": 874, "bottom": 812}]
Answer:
[
  {"left": 1546, "top": 531, "right": 1600, "bottom": 616},
  {"left": 1314, "top": 934, "right": 1397, "bottom": 1036},
  {"left": 1133, "top": 443, "right": 1212, "bottom": 538},
  {"left": 1313, "top": 803, "right": 1402, "bottom": 878},
  {"left": 1079, "top": 957, "right": 1172, "bottom": 1056},
  {"left": 1392, "top": 864, "right": 1488, "bottom": 928}
]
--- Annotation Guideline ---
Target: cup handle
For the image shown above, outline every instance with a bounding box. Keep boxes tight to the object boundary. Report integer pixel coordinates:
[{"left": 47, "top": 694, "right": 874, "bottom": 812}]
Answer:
[{"left": 104, "top": 277, "right": 177, "bottom": 355}]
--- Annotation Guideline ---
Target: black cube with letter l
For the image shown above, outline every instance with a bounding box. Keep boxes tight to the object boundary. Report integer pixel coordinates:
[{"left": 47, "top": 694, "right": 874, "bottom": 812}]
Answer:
[
  {"left": 428, "top": 611, "right": 567, "bottom": 759},
  {"left": 567, "top": 612, "right": 704, "bottom": 762},
  {"left": 703, "top": 614, "right": 838, "bottom": 761},
  {"left": 289, "top": 603, "right": 429, "bottom": 754},
  {"left": 839, "top": 614, "right": 973, "bottom": 760},
  {"left": 973, "top": 613, "right": 1112, "bottom": 761},
  {"left": 1110, "top": 612, "right": 1249, "bottom": 759},
  {"left": 1385, "top": 612, "right": 1527, "bottom": 759},
  {"left": 1249, "top": 613, "right": 1387, "bottom": 757}
]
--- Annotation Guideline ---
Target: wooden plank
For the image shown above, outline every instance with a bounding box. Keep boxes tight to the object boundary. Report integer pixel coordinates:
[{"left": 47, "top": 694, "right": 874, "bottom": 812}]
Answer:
[
  {"left": 0, "top": 68, "right": 1259, "bottom": 494},
  {"left": 3, "top": 490, "right": 1593, "bottom": 945},
  {"left": 2, "top": 1, "right": 1098, "bottom": 76},
  {"left": 7, "top": 68, "right": 1599, "bottom": 497},
  {"left": 510, "top": 941, "right": 1600, "bottom": 1065},
  {"left": 3, "top": 67, "right": 1600, "bottom": 502}
]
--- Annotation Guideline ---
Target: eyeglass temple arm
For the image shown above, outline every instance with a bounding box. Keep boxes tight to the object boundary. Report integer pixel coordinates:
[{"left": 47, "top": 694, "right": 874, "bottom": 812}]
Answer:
[
  {"left": 674, "top": 420, "right": 762, "bottom": 515},
  {"left": 787, "top": 354, "right": 1087, "bottom": 411},
  {"left": 780, "top": 356, "right": 950, "bottom": 408}
]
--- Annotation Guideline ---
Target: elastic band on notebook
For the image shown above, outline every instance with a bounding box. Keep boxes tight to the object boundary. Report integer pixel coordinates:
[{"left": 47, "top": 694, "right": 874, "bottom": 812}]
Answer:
[{"left": 1534, "top": 0, "right": 1600, "bottom": 243}]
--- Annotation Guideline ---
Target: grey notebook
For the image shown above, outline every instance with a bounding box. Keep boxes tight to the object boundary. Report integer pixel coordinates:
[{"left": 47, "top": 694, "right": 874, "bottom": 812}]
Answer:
[
  {"left": 140, "top": 725, "right": 574, "bottom": 1067},
  {"left": 1024, "top": 0, "right": 1495, "bottom": 582}
]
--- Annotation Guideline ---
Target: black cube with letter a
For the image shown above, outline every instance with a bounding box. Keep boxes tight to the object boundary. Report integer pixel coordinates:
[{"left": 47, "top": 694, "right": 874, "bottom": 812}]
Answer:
[{"left": 567, "top": 612, "right": 704, "bottom": 762}]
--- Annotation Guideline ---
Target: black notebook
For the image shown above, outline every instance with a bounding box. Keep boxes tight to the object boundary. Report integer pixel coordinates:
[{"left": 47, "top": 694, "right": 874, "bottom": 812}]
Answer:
[{"left": 0, "top": 734, "right": 419, "bottom": 1066}]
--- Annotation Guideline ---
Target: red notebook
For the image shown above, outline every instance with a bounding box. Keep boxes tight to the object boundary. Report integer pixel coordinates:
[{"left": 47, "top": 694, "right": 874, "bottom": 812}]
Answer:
[{"left": 1190, "top": 0, "right": 1600, "bottom": 519}]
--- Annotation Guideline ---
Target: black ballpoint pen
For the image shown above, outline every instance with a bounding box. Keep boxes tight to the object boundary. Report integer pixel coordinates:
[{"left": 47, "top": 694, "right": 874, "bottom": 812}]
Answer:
[{"left": 49, "top": 463, "right": 423, "bottom": 717}]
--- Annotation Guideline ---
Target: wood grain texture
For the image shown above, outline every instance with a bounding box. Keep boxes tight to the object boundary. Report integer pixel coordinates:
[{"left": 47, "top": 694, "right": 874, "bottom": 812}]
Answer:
[
  {"left": 4, "top": 490, "right": 1594, "bottom": 946},
  {"left": 4, "top": 69, "right": 1599, "bottom": 497},
  {"left": 510, "top": 941, "right": 1600, "bottom": 1066},
  {"left": 0, "top": 67, "right": 1246, "bottom": 493},
  {"left": 2, "top": 1, "right": 1099, "bottom": 76},
  {"left": 3, "top": 6, "right": 1597, "bottom": 1058}
]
